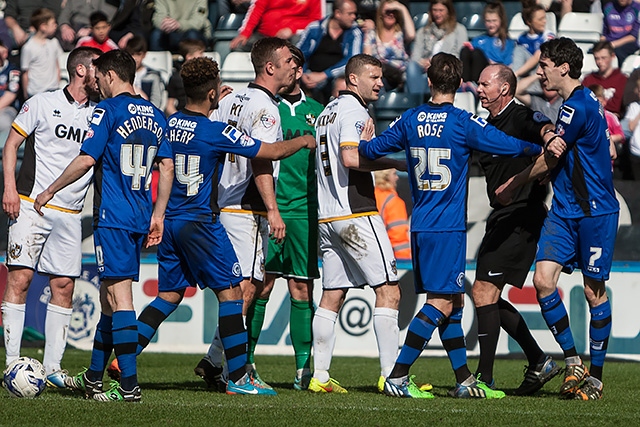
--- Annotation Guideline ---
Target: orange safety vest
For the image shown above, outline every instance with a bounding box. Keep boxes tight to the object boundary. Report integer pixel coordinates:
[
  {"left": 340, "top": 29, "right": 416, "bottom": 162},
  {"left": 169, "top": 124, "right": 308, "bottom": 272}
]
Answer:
[{"left": 375, "top": 188, "right": 411, "bottom": 260}]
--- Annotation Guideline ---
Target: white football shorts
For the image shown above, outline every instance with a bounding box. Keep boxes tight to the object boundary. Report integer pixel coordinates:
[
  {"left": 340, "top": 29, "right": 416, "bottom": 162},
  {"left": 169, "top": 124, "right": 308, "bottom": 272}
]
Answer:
[
  {"left": 319, "top": 215, "right": 398, "bottom": 290},
  {"left": 220, "top": 211, "right": 269, "bottom": 282},
  {"left": 6, "top": 198, "right": 82, "bottom": 277}
]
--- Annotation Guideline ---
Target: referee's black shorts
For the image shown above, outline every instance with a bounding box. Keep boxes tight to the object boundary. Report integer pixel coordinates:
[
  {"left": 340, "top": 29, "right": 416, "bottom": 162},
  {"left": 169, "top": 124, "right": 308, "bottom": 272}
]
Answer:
[{"left": 475, "top": 204, "right": 547, "bottom": 289}]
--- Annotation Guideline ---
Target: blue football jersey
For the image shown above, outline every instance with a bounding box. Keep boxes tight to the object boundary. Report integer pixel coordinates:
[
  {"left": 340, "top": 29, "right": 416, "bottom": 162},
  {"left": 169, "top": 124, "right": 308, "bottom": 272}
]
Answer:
[
  {"left": 81, "top": 93, "right": 171, "bottom": 232},
  {"left": 551, "top": 86, "right": 619, "bottom": 218},
  {"left": 359, "top": 102, "right": 542, "bottom": 232},
  {"left": 165, "top": 109, "right": 262, "bottom": 221}
]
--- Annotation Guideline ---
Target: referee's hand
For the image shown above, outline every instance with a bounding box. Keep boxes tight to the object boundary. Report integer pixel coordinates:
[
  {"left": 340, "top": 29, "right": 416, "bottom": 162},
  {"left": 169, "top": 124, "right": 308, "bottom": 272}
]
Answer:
[{"left": 34, "top": 189, "right": 54, "bottom": 216}]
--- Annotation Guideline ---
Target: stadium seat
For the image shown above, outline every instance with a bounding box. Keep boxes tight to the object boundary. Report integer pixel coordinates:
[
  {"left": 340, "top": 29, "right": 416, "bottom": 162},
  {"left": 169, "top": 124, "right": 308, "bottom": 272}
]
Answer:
[
  {"left": 372, "top": 91, "right": 422, "bottom": 135},
  {"left": 558, "top": 12, "right": 603, "bottom": 43},
  {"left": 58, "top": 51, "right": 70, "bottom": 88},
  {"left": 454, "top": 2, "right": 486, "bottom": 38},
  {"left": 221, "top": 51, "right": 255, "bottom": 90},
  {"left": 454, "top": 92, "right": 476, "bottom": 115},
  {"left": 621, "top": 54, "right": 640, "bottom": 76},
  {"left": 214, "top": 13, "right": 246, "bottom": 65},
  {"left": 409, "top": 2, "right": 429, "bottom": 17},
  {"left": 142, "top": 51, "right": 173, "bottom": 85},
  {"left": 475, "top": 101, "right": 490, "bottom": 119},
  {"left": 413, "top": 12, "right": 430, "bottom": 30},
  {"left": 203, "top": 51, "right": 222, "bottom": 66},
  {"left": 508, "top": 12, "right": 557, "bottom": 39}
]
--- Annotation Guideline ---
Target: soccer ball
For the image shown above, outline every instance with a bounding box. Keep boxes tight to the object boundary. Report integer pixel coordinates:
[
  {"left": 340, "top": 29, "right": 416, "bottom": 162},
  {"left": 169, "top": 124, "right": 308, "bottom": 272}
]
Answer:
[{"left": 3, "top": 357, "right": 47, "bottom": 398}]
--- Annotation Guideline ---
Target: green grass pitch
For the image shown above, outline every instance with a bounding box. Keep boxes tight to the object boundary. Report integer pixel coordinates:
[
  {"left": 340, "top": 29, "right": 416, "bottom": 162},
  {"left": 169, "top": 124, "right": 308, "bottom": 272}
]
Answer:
[{"left": 2, "top": 348, "right": 639, "bottom": 427}]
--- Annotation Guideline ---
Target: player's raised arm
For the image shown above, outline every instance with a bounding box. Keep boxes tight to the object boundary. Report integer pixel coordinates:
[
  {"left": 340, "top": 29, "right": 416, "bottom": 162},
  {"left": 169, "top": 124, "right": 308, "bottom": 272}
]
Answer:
[{"left": 255, "top": 134, "right": 316, "bottom": 159}]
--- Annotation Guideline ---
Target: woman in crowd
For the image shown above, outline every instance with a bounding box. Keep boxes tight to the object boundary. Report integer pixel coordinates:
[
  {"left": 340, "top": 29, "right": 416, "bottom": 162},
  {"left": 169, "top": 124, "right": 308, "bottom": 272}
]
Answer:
[
  {"left": 363, "top": 0, "right": 415, "bottom": 91},
  {"left": 406, "top": 0, "right": 467, "bottom": 97}
]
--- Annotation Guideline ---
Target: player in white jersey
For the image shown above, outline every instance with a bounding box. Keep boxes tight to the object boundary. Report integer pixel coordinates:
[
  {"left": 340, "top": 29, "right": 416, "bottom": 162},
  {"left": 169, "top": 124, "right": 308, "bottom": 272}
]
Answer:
[
  {"left": 309, "top": 54, "right": 406, "bottom": 394},
  {"left": 195, "top": 37, "right": 297, "bottom": 393},
  {"left": 1, "top": 47, "right": 103, "bottom": 387}
]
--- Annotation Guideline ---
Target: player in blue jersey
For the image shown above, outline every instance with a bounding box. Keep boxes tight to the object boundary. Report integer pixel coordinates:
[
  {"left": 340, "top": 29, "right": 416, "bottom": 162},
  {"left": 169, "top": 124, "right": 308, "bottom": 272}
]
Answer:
[
  {"left": 496, "top": 37, "right": 620, "bottom": 400},
  {"left": 358, "top": 52, "right": 545, "bottom": 399},
  {"left": 34, "top": 49, "right": 174, "bottom": 402},
  {"left": 103, "top": 57, "right": 315, "bottom": 394}
]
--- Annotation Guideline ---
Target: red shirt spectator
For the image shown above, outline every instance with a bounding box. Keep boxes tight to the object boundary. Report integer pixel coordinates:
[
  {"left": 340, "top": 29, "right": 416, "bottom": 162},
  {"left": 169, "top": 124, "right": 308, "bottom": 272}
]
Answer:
[{"left": 238, "top": 0, "right": 324, "bottom": 40}]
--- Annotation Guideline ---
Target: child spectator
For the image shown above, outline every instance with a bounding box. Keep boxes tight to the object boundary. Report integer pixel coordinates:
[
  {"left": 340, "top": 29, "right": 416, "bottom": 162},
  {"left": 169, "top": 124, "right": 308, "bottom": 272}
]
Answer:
[
  {"left": 124, "top": 35, "right": 165, "bottom": 110},
  {"left": 515, "top": 5, "right": 554, "bottom": 77},
  {"left": 76, "top": 11, "right": 119, "bottom": 52},
  {"left": 0, "top": 39, "right": 21, "bottom": 138},
  {"left": 20, "top": 9, "right": 63, "bottom": 98},
  {"left": 166, "top": 38, "right": 206, "bottom": 115}
]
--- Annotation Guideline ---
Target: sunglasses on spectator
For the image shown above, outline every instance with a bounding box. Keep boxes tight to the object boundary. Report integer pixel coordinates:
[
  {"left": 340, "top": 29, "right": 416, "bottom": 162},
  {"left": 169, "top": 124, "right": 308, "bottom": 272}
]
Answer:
[{"left": 383, "top": 10, "right": 396, "bottom": 17}]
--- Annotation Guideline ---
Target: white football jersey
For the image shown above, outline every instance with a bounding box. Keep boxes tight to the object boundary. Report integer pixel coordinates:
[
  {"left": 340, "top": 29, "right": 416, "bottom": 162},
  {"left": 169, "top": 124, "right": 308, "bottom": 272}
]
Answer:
[
  {"left": 316, "top": 91, "right": 378, "bottom": 222},
  {"left": 211, "top": 83, "right": 281, "bottom": 212},
  {"left": 12, "top": 88, "right": 95, "bottom": 211}
]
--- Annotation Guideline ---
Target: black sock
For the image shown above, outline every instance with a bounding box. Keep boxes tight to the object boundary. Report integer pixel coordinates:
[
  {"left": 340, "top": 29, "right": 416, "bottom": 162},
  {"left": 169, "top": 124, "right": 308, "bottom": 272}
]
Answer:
[
  {"left": 475, "top": 303, "right": 500, "bottom": 382},
  {"left": 498, "top": 298, "right": 544, "bottom": 366}
]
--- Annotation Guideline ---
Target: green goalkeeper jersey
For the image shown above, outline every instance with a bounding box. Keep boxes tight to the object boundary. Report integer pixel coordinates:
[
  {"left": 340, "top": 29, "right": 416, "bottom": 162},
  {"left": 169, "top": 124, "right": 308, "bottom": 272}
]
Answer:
[{"left": 276, "top": 93, "right": 324, "bottom": 218}]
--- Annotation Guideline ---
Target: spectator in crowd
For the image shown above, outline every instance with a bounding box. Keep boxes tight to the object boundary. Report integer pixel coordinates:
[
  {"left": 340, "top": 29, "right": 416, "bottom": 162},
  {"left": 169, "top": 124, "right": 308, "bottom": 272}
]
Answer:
[
  {"left": 460, "top": 2, "right": 529, "bottom": 84},
  {"left": 165, "top": 38, "right": 206, "bottom": 115},
  {"left": 297, "top": 0, "right": 363, "bottom": 104},
  {"left": 329, "top": 74, "right": 347, "bottom": 101},
  {"left": 21, "top": 9, "right": 63, "bottom": 99},
  {"left": 590, "top": 83, "right": 623, "bottom": 164},
  {"left": 601, "top": 0, "right": 640, "bottom": 66},
  {"left": 230, "top": 0, "right": 324, "bottom": 52},
  {"left": 4, "top": 0, "right": 62, "bottom": 48},
  {"left": 407, "top": 0, "right": 467, "bottom": 97},
  {"left": 363, "top": 0, "right": 415, "bottom": 92},
  {"left": 0, "top": 40, "right": 21, "bottom": 141},
  {"left": 110, "top": 0, "right": 155, "bottom": 49},
  {"left": 58, "top": 0, "right": 116, "bottom": 51},
  {"left": 150, "top": 0, "right": 212, "bottom": 52},
  {"left": 514, "top": 4, "right": 555, "bottom": 78},
  {"left": 124, "top": 35, "right": 165, "bottom": 109},
  {"left": 76, "top": 11, "right": 119, "bottom": 52},
  {"left": 623, "top": 77, "right": 640, "bottom": 179},
  {"left": 374, "top": 169, "right": 411, "bottom": 260},
  {"left": 516, "top": 73, "right": 562, "bottom": 122},
  {"left": 582, "top": 41, "right": 627, "bottom": 117}
]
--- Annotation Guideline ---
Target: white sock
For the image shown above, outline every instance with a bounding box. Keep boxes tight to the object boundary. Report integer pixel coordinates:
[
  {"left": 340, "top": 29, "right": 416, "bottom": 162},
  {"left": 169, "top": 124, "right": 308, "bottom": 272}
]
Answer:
[
  {"left": 373, "top": 307, "right": 399, "bottom": 378},
  {"left": 2, "top": 302, "right": 26, "bottom": 367},
  {"left": 43, "top": 303, "right": 72, "bottom": 374},
  {"left": 312, "top": 307, "right": 338, "bottom": 383}
]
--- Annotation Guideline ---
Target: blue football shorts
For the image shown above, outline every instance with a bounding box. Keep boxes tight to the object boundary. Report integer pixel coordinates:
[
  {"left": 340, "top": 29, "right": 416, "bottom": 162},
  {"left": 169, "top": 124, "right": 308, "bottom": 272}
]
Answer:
[
  {"left": 93, "top": 227, "right": 144, "bottom": 281},
  {"left": 536, "top": 210, "right": 618, "bottom": 281},
  {"left": 158, "top": 218, "right": 242, "bottom": 292},
  {"left": 412, "top": 231, "right": 466, "bottom": 294}
]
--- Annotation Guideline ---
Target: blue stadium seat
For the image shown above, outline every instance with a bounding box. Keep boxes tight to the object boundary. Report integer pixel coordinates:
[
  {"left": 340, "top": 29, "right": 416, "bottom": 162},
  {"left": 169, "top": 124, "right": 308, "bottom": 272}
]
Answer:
[
  {"left": 214, "top": 13, "right": 246, "bottom": 65},
  {"left": 372, "top": 91, "right": 423, "bottom": 135},
  {"left": 455, "top": 2, "right": 485, "bottom": 39},
  {"left": 413, "top": 13, "right": 430, "bottom": 30}
]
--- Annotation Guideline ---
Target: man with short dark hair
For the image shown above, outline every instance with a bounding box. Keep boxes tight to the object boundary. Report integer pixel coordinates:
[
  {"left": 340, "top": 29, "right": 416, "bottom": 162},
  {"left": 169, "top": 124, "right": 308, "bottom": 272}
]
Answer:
[
  {"left": 194, "top": 37, "right": 297, "bottom": 394},
  {"left": 35, "top": 49, "right": 174, "bottom": 402},
  {"left": 309, "top": 53, "right": 404, "bottom": 394},
  {"left": 359, "top": 52, "right": 544, "bottom": 399},
  {"left": 497, "top": 37, "right": 620, "bottom": 400},
  {"left": 2, "top": 46, "right": 101, "bottom": 389}
]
